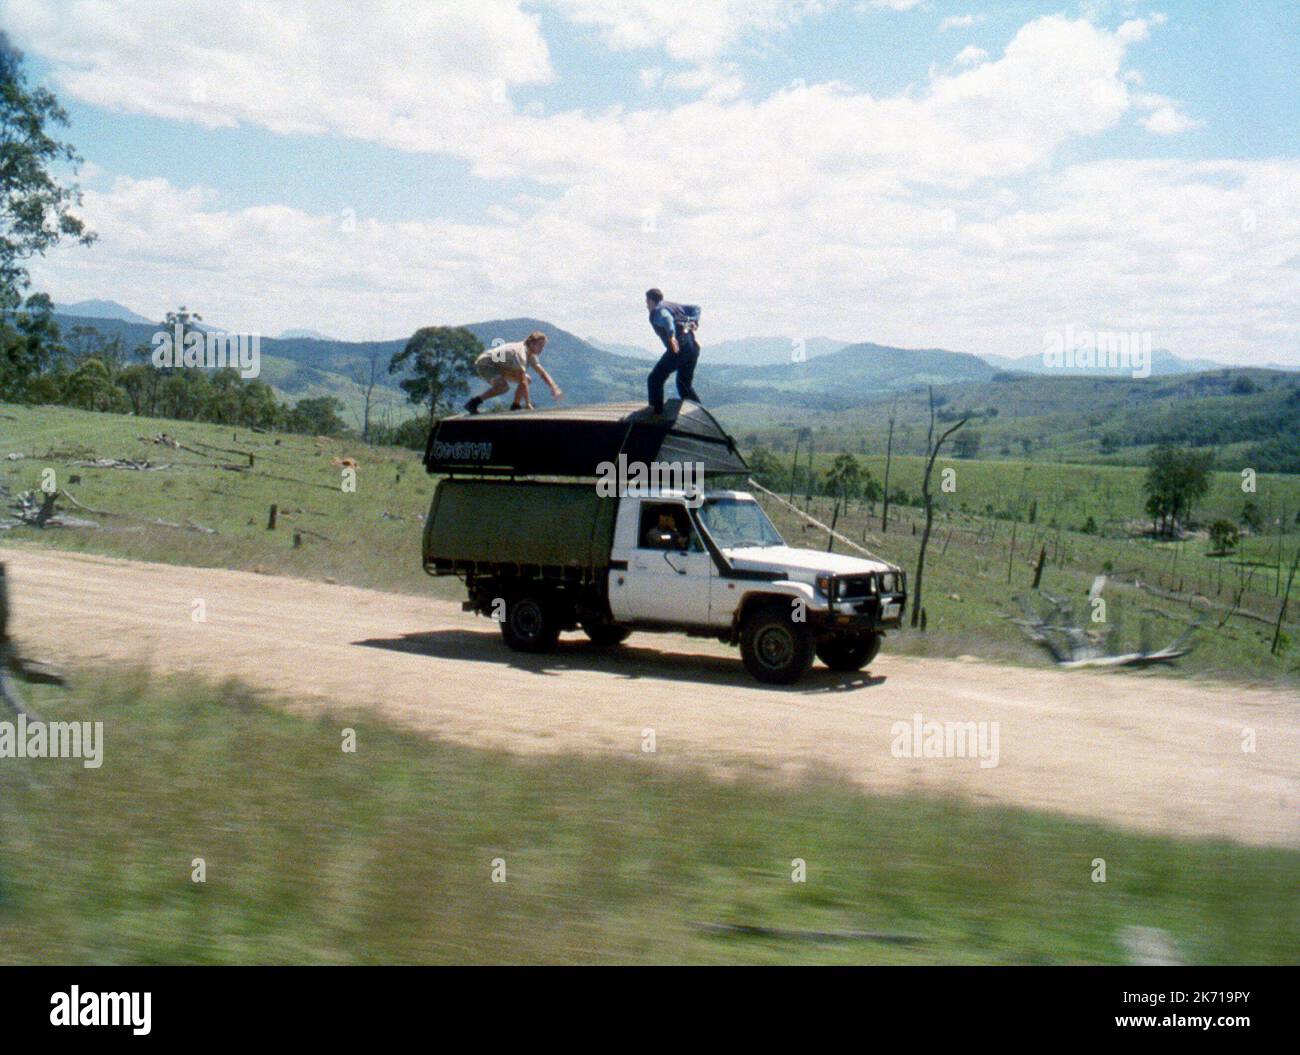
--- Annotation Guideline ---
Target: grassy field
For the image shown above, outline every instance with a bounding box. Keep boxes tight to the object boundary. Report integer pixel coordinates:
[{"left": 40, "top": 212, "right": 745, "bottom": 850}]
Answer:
[
  {"left": 2, "top": 402, "right": 1297, "bottom": 684},
  {"left": 766, "top": 485, "right": 1299, "bottom": 684},
  {"left": 0, "top": 401, "right": 438, "bottom": 595},
  {"left": 1, "top": 668, "right": 1295, "bottom": 965},
  {"left": 815, "top": 453, "right": 1300, "bottom": 539}
]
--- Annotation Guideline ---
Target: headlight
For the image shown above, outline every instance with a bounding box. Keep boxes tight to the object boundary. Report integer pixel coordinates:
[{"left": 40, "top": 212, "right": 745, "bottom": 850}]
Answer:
[{"left": 815, "top": 573, "right": 834, "bottom": 597}]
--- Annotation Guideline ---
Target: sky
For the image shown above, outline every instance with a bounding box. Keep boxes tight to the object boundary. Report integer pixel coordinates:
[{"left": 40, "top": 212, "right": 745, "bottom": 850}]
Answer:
[{"left": 5, "top": 0, "right": 1299, "bottom": 364}]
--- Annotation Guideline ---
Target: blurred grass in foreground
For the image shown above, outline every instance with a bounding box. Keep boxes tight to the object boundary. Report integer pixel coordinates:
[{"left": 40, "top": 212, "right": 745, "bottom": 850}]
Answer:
[{"left": 0, "top": 668, "right": 1296, "bottom": 964}]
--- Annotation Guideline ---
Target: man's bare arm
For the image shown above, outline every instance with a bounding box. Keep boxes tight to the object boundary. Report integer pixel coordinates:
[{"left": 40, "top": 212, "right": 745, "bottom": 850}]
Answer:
[{"left": 529, "top": 357, "right": 563, "bottom": 399}]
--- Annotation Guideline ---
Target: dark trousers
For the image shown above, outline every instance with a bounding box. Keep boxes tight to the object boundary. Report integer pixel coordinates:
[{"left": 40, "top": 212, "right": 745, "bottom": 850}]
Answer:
[{"left": 647, "top": 331, "right": 701, "bottom": 413}]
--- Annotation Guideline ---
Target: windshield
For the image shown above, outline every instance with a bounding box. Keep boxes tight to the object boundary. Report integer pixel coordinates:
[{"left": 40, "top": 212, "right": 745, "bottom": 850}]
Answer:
[{"left": 697, "top": 497, "right": 786, "bottom": 549}]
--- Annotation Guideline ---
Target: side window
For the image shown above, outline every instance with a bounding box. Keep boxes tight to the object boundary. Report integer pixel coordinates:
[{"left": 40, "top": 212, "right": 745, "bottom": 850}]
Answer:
[{"left": 638, "top": 502, "right": 693, "bottom": 551}]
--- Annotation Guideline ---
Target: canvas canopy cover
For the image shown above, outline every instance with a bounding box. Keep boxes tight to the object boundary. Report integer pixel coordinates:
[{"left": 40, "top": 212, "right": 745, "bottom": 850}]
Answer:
[{"left": 423, "top": 399, "right": 749, "bottom": 478}]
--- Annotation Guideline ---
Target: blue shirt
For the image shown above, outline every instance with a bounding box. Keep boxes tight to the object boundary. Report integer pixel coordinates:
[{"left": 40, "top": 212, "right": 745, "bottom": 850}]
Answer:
[{"left": 649, "top": 305, "right": 676, "bottom": 350}]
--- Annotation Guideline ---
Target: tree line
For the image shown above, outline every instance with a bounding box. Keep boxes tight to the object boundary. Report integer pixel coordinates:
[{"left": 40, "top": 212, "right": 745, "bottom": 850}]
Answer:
[{"left": 2, "top": 302, "right": 355, "bottom": 436}]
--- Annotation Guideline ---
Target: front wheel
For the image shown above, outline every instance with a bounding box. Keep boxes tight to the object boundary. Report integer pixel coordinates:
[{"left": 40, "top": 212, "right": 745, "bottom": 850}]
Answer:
[
  {"left": 499, "top": 593, "right": 561, "bottom": 653},
  {"left": 740, "top": 604, "right": 815, "bottom": 685},
  {"left": 815, "top": 632, "right": 881, "bottom": 672}
]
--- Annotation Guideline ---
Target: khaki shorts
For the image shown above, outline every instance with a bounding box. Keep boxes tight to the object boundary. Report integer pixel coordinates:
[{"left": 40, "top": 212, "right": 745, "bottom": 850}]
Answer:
[{"left": 474, "top": 357, "right": 502, "bottom": 383}]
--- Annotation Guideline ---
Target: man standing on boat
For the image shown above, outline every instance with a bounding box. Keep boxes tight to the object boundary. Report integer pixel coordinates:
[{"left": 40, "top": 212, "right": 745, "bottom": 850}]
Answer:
[{"left": 644, "top": 288, "right": 702, "bottom": 416}]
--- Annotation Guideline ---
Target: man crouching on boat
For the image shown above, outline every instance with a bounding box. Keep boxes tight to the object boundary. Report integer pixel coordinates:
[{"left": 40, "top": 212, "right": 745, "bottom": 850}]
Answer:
[{"left": 463, "top": 330, "right": 563, "bottom": 414}]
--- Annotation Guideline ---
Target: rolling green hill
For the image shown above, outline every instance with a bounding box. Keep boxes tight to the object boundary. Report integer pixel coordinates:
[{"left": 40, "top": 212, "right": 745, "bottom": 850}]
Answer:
[
  {"left": 49, "top": 313, "right": 1300, "bottom": 469},
  {"left": 724, "top": 369, "right": 1300, "bottom": 472}
]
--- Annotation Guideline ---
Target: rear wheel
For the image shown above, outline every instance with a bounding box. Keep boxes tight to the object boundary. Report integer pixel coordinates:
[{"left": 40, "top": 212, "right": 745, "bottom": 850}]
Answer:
[
  {"left": 815, "top": 632, "right": 881, "bottom": 672},
  {"left": 740, "top": 603, "right": 815, "bottom": 685},
  {"left": 499, "top": 592, "right": 561, "bottom": 653}
]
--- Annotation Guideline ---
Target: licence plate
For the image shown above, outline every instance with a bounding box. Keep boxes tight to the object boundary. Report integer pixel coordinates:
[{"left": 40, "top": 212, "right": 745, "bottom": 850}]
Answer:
[{"left": 881, "top": 601, "right": 901, "bottom": 621}]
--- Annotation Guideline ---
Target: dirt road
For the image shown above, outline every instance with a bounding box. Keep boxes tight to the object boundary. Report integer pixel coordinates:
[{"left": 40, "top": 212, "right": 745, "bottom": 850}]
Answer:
[{"left": 3, "top": 546, "right": 1297, "bottom": 847}]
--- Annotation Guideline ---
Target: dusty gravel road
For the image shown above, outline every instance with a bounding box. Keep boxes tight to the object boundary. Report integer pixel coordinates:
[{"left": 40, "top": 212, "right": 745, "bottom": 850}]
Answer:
[{"left": 3, "top": 546, "right": 1297, "bottom": 847}]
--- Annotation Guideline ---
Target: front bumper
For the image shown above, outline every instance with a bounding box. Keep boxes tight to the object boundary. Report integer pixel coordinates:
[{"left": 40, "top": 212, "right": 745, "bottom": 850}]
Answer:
[{"left": 813, "top": 570, "right": 907, "bottom": 629}]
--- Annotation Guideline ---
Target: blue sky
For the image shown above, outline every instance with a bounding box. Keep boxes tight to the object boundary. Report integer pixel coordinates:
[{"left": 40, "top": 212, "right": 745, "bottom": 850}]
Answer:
[{"left": 6, "top": 0, "right": 1299, "bottom": 363}]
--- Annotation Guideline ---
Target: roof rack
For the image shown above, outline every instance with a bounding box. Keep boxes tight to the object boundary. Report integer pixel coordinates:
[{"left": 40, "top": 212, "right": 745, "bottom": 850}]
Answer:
[{"left": 423, "top": 400, "right": 749, "bottom": 478}]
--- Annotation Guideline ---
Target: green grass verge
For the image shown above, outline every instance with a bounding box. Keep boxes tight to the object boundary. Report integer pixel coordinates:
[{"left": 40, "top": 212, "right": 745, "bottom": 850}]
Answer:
[{"left": 0, "top": 669, "right": 1295, "bottom": 964}]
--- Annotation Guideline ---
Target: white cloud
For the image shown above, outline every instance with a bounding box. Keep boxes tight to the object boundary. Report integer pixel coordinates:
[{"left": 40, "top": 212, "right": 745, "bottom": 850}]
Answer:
[
  {"left": 2, "top": 0, "right": 553, "bottom": 142},
  {"left": 663, "top": 64, "right": 746, "bottom": 101},
  {"left": 14, "top": 4, "right": 1288, "bottom": 364},
  {"left": 1116, "top": 12, "right": 1167, "bottom": 44},
  {"left": 939, "top": 14, "right": 984, "bottom": 32},
  {"left": 544, "top": 0, "right": 828, "bottom": 63},
  {"left": 1133, "top": 92, "right": 1202, "bottom": 136},
  {"left": 7, "top": 5, "right": 1165, "bottom": 190},
  {"left": 953, "top": 45, "right": 987, "bottom": 67},
  {"left": 1141, "top": 106, "right": 1201, "bottom": 135}
]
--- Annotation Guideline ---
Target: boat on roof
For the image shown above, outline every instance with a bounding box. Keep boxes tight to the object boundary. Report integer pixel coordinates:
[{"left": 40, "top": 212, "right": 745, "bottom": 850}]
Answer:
[{"left": 422, "top": 399, "right": 749, "bottom": 478}]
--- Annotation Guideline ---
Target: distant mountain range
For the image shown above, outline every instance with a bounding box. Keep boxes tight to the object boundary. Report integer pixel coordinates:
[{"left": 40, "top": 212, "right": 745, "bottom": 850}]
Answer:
[
  {"left": 49, "top": 299, "right": 1296, "bottom": 415},
  {"left": 53, "top": 298, "right": 155, "bottom": 325},
  {"left": 587, "top": 334, "right": 852, "bottom": 364},
  {"left": 277, "top": 328, "right": 336, "bottom": 341},
  {"left": 575, "top": 329, "right": 1292, "bottom": 378}
]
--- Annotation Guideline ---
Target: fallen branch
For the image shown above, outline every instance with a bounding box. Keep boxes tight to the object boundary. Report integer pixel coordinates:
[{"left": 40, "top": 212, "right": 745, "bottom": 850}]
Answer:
[
  {"left": 59, "top": 489, "right": 116, "bottom": 516},
  {"left": 57, "top": 489, "right": 217, "bottom": 534},
  {"left": 69, "top": 458, "right": 173, "bottom": 471},
  {"left": 146, "top": 517, "right": 217, "bottom": 534},
  {"left": 1011, "top": 590, "right": 1200, "bottom": 669}
]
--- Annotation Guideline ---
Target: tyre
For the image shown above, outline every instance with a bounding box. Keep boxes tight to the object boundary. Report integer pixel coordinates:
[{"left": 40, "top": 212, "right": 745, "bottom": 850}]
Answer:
[
  {"left": 740, "top": 603, "right": 815, "bottom": 685},
  {"left": 499, "top": 592, "right": 561, "bottom": 653},
  {"left": 581, "top": 621, "right": 632, "bottom": 647},
  {"left": 815, "top": 632, "right": 881, "bottom": 672}
]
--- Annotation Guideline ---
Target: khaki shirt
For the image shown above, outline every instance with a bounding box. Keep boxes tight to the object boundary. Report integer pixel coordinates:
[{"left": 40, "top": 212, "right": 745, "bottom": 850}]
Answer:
[{"left": 480, "top": 341, "right": 530, "bottom": 374}]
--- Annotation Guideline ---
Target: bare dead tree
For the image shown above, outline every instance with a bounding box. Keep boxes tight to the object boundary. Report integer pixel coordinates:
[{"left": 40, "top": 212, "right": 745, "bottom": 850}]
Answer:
[
  {"left": 881, "top": 395, "right": 897, "bottom": 533},
  {"left": 911, "top": 386, "right": 966, "bottom": 629},
  {"left": 787, "top": 427, "right": 803, "bottom": 503},
  {"left": 1272, "top": 549, "right": 1299, "bottom": 655},
  {"left": 804, "top": 432, "right": 815, "bottom": 510},
  {"left": 1218, "top": 562, "right": 1259, "bottom": 630},
  {"left": 348, "top": 342, "right": 384, "bottom": 443}
]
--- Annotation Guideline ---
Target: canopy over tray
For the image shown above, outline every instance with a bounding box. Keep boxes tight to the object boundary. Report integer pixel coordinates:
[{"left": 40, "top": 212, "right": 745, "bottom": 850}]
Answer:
[{"left": 423, "top": 399, "right": 749, "bottom": 478}]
